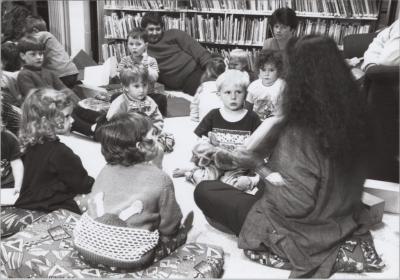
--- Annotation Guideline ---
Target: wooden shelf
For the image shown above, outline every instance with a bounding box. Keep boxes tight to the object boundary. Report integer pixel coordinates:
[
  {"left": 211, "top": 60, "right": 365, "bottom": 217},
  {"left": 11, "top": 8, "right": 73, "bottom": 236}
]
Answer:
[{"left": 104, "top": 5, "right": 378, "bottom": 20}]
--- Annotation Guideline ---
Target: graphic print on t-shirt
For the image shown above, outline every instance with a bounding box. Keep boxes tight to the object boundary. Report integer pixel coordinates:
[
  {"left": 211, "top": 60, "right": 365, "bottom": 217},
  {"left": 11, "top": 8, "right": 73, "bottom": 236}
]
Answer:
[{"left": 211, "top": 128, "right": 251, "bottom": 151}]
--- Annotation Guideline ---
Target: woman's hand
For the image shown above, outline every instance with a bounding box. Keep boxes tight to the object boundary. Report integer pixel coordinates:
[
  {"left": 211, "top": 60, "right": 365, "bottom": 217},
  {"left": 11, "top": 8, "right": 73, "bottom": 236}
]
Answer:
[{"left": 230, "top": 147, "right": 265, "bottom": 170}]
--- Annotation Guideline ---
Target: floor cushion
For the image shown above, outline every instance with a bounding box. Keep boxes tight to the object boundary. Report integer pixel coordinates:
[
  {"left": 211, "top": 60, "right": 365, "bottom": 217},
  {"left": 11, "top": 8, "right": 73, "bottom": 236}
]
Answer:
[
  {"left": 1, "top": 207, "right": 46, "bottom": 238},
  {"left": 244, "top": 232, "right": 384, "bottom": 275},
  {"left": 1, "top": 209, "right": 224, "bottom": 278}
]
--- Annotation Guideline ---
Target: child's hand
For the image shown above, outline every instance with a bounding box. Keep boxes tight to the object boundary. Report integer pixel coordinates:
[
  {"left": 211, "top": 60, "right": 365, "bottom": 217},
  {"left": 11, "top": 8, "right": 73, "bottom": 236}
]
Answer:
[
  {"left": 173, "top": 168, "right": 191, "bottom": 178},
  {"left": 208, "top": 131, "right": 220, "bottom": 146},
  {"left": 265, "top": 172, "right": 285, "bottom": 186},
  {"left": 142, "top": 53, "right": 149, "bottom": 67},
  {"left": 233, "top": 176, "right": 252, "bottom": 191}
]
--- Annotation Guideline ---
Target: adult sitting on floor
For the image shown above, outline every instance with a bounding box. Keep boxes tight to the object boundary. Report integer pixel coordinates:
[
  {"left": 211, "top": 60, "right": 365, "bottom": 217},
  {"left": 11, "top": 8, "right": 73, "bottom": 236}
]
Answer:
[
  {"left": 141, "top": 12, "right": 211, "bottom": 96},
  {"left": 194, "top": 36, "right": 378, "bottom": 278}
]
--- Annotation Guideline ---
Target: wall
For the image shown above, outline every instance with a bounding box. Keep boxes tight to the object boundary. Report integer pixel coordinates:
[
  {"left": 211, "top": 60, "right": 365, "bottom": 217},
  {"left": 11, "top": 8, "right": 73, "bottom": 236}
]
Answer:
[{"left": 68, "top": 1, "right": 92, "bottom": 58}]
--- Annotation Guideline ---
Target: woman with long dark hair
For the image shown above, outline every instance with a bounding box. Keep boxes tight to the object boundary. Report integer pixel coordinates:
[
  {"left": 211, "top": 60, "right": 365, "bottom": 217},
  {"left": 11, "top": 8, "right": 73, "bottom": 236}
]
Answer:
[{"left": 194, "top": 36, "right": 377, "bottom": 277}]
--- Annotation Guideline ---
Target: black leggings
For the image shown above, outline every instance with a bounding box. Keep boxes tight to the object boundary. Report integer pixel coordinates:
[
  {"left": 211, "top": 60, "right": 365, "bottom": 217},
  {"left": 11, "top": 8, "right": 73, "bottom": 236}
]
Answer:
[{"left": 194, "top": 180, "right": 264, "bottom": 236}]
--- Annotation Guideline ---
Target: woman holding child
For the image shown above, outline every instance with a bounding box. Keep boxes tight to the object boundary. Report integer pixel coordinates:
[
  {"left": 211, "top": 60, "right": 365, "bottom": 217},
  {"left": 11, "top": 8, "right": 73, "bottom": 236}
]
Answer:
[{"left": 195, "top": 35, "right": 373, "bottom": 277}]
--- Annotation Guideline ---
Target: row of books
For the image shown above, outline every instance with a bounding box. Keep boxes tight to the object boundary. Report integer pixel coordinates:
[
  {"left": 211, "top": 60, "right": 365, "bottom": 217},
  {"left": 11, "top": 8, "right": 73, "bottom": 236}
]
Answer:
[
  {"left": 294, "top": 18, "right": 371, "bottom": 45},
  {"left": 104, "top": 13, "right": 373, "bottom": 45},
  {"left": 102, "top": 42, "right": 128, "bottom": 62},
  {"left": 206, "top": 47, "right": 261, "bottom": 72},
  {"left": 103, "top": 0, "right": 379, "bottom": 18}
]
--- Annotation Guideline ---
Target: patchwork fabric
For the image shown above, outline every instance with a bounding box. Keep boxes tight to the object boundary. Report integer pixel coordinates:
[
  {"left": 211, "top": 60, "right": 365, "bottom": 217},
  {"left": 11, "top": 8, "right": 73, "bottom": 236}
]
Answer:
[
  {"left": 333, "top": 235, "right": 385, "bottom": 273},
  {"left": 1, "top": 207, "right": 46, "bottom": 238},
  {"left": 244, "top": 232, "right": 384, "bottom": 275},
  {"left": 1, "top": 209, "right": 225, "bottom": 278}
]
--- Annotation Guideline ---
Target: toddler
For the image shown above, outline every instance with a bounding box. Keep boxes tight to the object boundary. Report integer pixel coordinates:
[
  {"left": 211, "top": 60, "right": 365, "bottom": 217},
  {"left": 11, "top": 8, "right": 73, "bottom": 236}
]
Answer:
[
  {"left": 262, "top": 7, "right": 298, "bottom": 51},
  {"left": 89, "top": 112, "right": 182, "bottom": 233},
  {"left": 23, "top": 15, "right": 80, "bottom": 88},
  {"left": 190, "top": 56, "right": 225, "bottom": 122},
  {"left": 107, "top": 64, "right": 163, "bottom": 132},
  {"left": 246, "top": 49, "right": 285, "bottom": 120},
  {"left": 228, "top": 49, "right": 257, "bottom": 81},
  {"left": 1, "top": 126, "right": 23, "bottom": 193},
  {"left": 117, "top": 27, "right": 166, "bottom": 116},
  {"left": 16, "top": 35, "right": 79, "bottom": 102},
  {"left": 175, "top": 70, "right": 261, "bottom": 193},
  {"left": 14, "top": 88, "right": 94, "bottom": 214},
  {"left": 118, "top": 28, "right": 159, "bottom": 82}
]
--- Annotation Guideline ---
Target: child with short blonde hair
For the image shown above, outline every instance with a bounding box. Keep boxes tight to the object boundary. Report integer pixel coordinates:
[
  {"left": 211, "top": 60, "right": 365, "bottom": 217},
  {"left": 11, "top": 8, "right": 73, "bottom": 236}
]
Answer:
[
  {"left": 228, "top": 49, "right": 257, "bottom": 81},
  {"left": 15, "top": 88, "right": 94, "bottom": 214},
  {"left": 175, "top": 70, "right": 261, "bottom": 193}
]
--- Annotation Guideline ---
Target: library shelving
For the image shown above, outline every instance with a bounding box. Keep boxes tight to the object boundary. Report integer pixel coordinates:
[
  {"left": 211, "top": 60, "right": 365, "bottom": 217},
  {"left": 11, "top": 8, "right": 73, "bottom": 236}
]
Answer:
[{"left": 97, "top": 0, "right": 384, "bottom": 68}]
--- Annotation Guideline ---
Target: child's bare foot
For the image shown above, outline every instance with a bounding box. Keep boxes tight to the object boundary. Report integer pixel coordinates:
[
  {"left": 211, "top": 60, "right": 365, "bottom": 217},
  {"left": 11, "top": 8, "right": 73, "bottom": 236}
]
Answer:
[{"left": 173, "top": 168, "right": 191, "bottom": 178}]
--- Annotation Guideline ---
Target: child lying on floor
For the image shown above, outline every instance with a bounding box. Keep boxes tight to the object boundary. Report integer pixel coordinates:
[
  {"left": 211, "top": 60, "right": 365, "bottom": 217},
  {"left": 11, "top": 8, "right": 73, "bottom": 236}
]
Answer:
[{"left": 174, "top": 70, "right": 261, "bottom": 193}]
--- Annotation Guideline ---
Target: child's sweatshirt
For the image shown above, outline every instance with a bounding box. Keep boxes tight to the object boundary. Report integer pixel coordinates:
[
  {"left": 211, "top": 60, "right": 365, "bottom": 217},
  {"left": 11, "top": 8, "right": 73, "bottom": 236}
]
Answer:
[
  {"left": 106, "top": 94, "right": 164, "bottom": 132},
  {"left": 190, "top": 81, "right": 222, "bottom": 122}
]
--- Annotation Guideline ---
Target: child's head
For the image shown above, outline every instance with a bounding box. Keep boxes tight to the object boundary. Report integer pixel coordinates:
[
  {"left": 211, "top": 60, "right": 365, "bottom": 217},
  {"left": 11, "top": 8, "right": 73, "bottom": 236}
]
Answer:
[
  {"left": 216, "top": 69, "right": 250, "bottom": 111},
  {"left": 23, "top": 15, "right": 47, "bottom": 34},
  {"left": 96, "top": 112, "right": 158, "bottom": 166},
  {"left": 270, "top": 8, "right": 298, "bottom": 40},
  {"left": 1, "top": 41, "right": 21, "bottom": 71},
  {"left": 18, "top": 35, "right": 45, "bottom": 68},
  {"left": 228, "top": 49, "right": 249, "bottom": 71},
  {"left": 120, "top": 65, "right": 150, "bottom": 101},
  {"left": 126, "top": 28, "right": 147, "bottom": 58},
  {"left": 201, "top": 56, "right": 226, "bottom": 83},
  {"left": 19, "top": 88, "right": 74, "bottom": 150},
  {"left": 256, "top": 50, "right": 284, "bottom": 86}
]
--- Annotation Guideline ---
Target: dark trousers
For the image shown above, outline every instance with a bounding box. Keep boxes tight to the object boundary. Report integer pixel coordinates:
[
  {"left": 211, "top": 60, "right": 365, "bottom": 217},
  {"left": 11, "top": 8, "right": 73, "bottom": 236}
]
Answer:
[
  {"left": 194, "top": 180, "right": 264, "bottom": 236},
  {"left": 182, "top": 67, "right": 205, "bottom": 96},
  {"left": 71, "top": 105, "right": 105, "bottom": 138},
  {"left": 148, "top": 93, "right": 167, "bottom": 116},
  {"left": 60, "top": 74, "right": 80, "bottom": 89}
]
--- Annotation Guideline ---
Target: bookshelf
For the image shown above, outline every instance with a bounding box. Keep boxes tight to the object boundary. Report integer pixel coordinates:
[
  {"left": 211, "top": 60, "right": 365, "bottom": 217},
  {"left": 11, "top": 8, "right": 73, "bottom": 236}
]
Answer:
[{"left": 97, "top": 0, "right": 384, "bottom": 68}]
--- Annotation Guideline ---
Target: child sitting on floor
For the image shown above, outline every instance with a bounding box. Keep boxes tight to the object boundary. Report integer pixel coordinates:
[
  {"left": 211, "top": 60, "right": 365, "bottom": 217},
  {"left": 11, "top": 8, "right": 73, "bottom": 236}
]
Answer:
[
  {"left": 73, "top": 113, "right": 183, "bottom": 270},
  {"left": 117, "top": 27, "right": 167, "bottom": 116},
  {"left": 16, "top": 35, "right": 79, "bottom": 102},
  {"left": 1, "top": 126, "right": 23, "bottom": 193},
  {"left": 228, "top": 49, "right": 257, "bottom": 82},
  {"left": 107, "top": 65, "right": 174, "bottom": 155},
  {"left": 23, "top": 15, "right": 80, "bottom": 88},
  {"left": 246, "top": 49, "right": 285, "bottom": 120},
  {"left": 174, "top": 70, "right": 261, "bottom": 193},
  {"left": 14, "top": 88, "right": 94, "bottom": 214},
  {"left": 89, "top": 112, "right": 182, "bottom": 232},
  {"left": 107, "top": 65, "right": 163, "bottom": 131},
  {"left": 190, "top": 55, "right": 225, "bottom": 122}
]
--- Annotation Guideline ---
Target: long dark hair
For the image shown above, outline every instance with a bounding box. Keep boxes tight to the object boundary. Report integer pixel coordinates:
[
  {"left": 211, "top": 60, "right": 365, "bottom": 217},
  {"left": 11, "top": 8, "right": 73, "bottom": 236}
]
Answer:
[{"left": 282, "top": 35, "right": 368, "bottom": 161}]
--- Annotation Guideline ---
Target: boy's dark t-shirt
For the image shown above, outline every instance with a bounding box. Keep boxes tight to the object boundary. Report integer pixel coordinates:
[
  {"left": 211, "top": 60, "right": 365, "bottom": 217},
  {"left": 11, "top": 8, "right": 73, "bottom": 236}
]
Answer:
[
  {"left": 1, "top": 130, "right": 21, "bottom": 188},
  {"left": 194, "top": 108, "right": 261, "bottom": 150}
]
